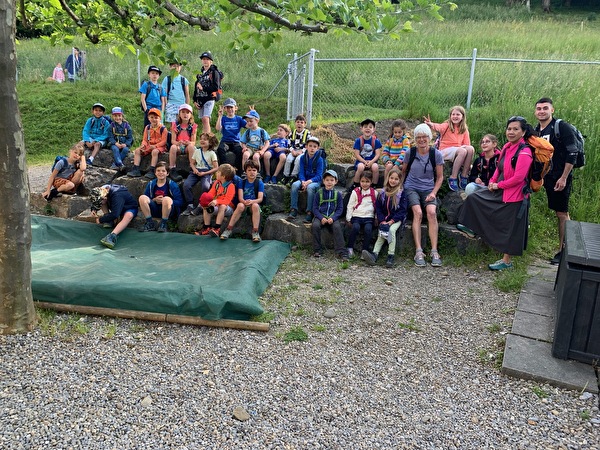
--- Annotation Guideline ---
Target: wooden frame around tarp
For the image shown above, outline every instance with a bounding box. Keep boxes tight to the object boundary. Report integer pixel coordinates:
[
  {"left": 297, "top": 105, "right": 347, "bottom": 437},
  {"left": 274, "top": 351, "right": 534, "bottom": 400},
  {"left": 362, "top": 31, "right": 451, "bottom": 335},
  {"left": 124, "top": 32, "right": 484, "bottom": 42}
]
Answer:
[{"left": 35, "top": 302, "right": 270, "bottom": 332}]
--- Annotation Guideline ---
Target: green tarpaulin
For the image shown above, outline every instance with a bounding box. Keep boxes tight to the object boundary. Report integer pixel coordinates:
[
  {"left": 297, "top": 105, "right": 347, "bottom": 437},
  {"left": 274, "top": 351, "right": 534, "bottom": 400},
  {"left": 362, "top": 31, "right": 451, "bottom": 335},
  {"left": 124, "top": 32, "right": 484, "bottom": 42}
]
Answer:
[{"left": 31, "top": 215, "right": 290, "bottom": 320}]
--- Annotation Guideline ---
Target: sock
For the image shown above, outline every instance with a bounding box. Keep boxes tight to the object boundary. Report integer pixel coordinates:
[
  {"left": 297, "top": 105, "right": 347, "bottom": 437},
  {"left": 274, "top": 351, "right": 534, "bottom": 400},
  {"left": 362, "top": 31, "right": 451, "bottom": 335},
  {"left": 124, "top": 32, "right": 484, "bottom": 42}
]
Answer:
[
  {"left": 148, "top": 166, "right": 155, "bottom": 172},
  {"left": 252, "top": 228, "right": 258, "bottom": 232},
  {"left": 227, "top": 225, "right": 234, "bottom": 231},
  {"left": 161, "top": 218, "right": 168, "bottom": 225},
  {"left": 89, "top": 156, "right": 94, "bottom": 162},
  {"left": 133, "top": 164, "right": 139, "bottom": 169}
]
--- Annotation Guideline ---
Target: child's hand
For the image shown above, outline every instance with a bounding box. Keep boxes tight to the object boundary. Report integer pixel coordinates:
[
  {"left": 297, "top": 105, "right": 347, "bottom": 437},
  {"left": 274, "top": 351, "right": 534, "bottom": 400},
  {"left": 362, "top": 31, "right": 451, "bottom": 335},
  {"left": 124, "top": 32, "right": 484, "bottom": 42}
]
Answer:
[
  {"left": 218, "top": 106, "right": 223, "bottom": 115},
  {"left": 209, "top": 200, "right": 217, "bottom": 207},
  {"left": 423, "top": 114, "right": 431, "bottom": 124},
  {"left": 321, "top": 218, "right": 328, "bottom": 225},
  {"left": 154, "top": 195, "right": 164, "bottom": 204}
]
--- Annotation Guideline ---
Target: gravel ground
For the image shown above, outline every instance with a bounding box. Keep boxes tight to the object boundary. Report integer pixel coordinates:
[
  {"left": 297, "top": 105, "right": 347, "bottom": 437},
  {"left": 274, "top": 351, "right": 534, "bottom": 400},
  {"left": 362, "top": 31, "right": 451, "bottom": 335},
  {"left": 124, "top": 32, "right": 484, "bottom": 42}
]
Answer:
[{"left": 5, "top": 166, "right": 597, "bottom": 449}]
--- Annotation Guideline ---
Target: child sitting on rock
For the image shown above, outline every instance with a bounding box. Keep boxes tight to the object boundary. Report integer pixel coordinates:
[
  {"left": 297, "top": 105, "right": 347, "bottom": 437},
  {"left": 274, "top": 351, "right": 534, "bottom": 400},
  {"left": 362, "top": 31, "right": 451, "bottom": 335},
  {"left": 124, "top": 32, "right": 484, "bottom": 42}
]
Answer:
[
  {"left": 168, "top": 103, "right": 198, "bottom": 182},
  {"left": 351, "top": 118, "right": 382, "bottom": 188},
  {"left": 311, "top": 169, "right": 347, "bottom": 261},
  {"left": 282, "top": 114, "right": 310, "bottom": 186},
  {"left": 263, "top": 124, "right": 291, "bottom": 184},
  {"left": 82, "top": 102, "right": 111, "bottom": 165},
  {"left": 195, "top": 163, "right": 237, "bottom": 238},
  {"left": 345, "top": 171, "right": 376, "bottom": 257},
  {"left": 90, "top": 184, "right": 139, "bottom": 249},
  {"left": 108, "top": 107, "right": 133, "bottom": 171},
  {"left": 287, "top": 136, "right": 324, "bottom": 223},
  {"left": 181, "top": 132, "right": 219, "bottom": 215},
  {"left": 42, "top": 142, "right": 87, "bottom": 201},
  {"left": 127, "top": 108, "right": 168, "bottom": 179},
  {"left": 138, "top": 162, "right": 184, "bottom": 233}
]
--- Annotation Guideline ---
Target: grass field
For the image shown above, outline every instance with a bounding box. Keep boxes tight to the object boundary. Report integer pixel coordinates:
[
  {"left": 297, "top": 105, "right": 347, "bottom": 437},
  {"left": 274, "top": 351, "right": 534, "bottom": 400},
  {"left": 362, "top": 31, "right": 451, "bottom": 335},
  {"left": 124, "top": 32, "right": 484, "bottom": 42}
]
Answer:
[{"left": 16, "top": 0, "right": 600, "bottom": 271}]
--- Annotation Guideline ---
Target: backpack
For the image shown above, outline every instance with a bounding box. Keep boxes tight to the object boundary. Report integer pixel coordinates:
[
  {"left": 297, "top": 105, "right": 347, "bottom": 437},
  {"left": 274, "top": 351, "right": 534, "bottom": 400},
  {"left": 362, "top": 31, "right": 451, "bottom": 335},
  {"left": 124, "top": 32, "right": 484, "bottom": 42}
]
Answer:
[
  {"left": 554, "top": 119, "right": 586, "bottom": 169},
  {"left": 404, "top": 146, "right": 438, "bottom": 182},
  {"left": 194, "top": 66, "right": 223, "bottom": 103},
  {"left": 359, "top": 135, "right": 376, "bottom": 150},
  {"left": 111, "top": 121, "right": 133, "bottom": 144},
  {"left": 509, "top": 136, "right": 554, "bottom": 193},
  {"left": 354, "top": 187, "right": 377, "bottom": 210},
  {"left": 166, "top": 75, "right": 186, "bottom": 100},
  {"left": 140, "top": 81, "right": 164, "bottom": 111},
  {"left": 318, "top": 188, "right": 339, "bottom": 218},
  {"left": 242, "top": 179, "right": 266, "bottom": 205},
  {"left": 146, "top": 124, "right": 171, "bottom": 148},
  {"left": 303, "top": 148, "right": 328, "bottom": 175},
  {"left": 51, "top": 155, "right": 68, "bottom": 172}
]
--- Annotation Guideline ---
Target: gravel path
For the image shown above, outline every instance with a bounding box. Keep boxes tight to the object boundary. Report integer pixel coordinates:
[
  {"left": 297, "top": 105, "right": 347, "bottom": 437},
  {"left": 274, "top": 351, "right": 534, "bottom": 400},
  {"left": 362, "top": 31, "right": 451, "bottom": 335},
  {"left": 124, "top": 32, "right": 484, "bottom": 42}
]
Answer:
[{"left": 7, "top": 165, "right": 597, "bottom": 449}]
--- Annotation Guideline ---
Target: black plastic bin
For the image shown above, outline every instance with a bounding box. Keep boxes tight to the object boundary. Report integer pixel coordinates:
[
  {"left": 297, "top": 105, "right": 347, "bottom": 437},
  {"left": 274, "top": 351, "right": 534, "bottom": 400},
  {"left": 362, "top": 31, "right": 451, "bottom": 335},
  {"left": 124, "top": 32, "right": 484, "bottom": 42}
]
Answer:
[{"left": 552, "top": 221, "right": 600, "bottom": 364}]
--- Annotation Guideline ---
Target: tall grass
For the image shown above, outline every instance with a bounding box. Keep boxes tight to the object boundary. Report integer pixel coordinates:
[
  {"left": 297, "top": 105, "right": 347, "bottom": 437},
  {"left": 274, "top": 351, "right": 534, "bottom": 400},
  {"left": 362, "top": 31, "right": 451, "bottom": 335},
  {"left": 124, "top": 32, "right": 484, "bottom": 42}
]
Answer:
[{"left": 16, "top": 7, "right": 600, "bottom": 260}]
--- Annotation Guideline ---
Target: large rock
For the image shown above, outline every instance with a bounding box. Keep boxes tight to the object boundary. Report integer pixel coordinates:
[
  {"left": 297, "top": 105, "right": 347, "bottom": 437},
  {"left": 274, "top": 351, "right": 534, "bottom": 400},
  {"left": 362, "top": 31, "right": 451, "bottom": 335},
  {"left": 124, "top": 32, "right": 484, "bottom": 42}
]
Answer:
[{"left": 31, "top": 193, "right": 90, "bottom": 219}]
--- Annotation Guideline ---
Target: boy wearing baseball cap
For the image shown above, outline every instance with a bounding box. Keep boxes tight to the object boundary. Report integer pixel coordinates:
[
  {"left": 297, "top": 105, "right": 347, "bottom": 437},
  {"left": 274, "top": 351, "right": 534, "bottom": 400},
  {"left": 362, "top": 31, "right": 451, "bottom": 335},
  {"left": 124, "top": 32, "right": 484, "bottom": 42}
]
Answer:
[
  {"left": 240, "top": 109, "right": 270, "bottom": 169},
  {"left": 140, "top": 65, "right": 166, "bottom": 129},
  {"left": 216, "top": 98, "right": 247, "bottom": 173},
  {"left": 82, "top": 102, "right": 111, "bottom": 165},
  {"left": 127, "top": 108, "right": 168, "bottom": 179}
]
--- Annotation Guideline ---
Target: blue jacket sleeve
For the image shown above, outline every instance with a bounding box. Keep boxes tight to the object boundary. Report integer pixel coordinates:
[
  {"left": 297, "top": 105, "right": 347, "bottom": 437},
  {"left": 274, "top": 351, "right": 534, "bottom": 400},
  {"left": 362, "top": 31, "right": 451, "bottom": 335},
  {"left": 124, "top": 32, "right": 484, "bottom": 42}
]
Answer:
[
  {"left": 390, "top": 191, "right": 408, "bottom": 224},
  {"left": 311, "top": 156, "right": 324, "bottom": 185},
  {"left": 99, "top": 118, "right": 111, "bottom": 142},
  {"left": 298, "top": 155, "right": 307, "bottom": 182},
  {"left": 143, "top": 180, "right": 155, "bottom": 198},
  {"left": 169, "top": 180, "right": 185, "bottom": 207}
]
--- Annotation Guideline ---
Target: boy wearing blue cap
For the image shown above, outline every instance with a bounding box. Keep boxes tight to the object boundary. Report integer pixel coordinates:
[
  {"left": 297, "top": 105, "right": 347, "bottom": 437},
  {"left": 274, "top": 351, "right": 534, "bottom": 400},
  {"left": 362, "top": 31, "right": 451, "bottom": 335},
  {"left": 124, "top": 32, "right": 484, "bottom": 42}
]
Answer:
[
  {"left": 240, "top": 109, "right": 270, "bottom": 170},
  {"left": 140, "top": 65, "right": 166, "bottom": 129}
]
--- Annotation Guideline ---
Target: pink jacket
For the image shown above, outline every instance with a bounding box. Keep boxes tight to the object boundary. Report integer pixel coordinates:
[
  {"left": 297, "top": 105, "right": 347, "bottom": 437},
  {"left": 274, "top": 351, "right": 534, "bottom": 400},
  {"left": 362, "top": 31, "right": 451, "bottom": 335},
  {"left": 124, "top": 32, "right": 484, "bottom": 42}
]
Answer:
[
  {"left": 490, "top": 139, "right": 533, "bottom": 203},
  {"left": 429, "top": 122, "right": 471, "bottom": 149}
]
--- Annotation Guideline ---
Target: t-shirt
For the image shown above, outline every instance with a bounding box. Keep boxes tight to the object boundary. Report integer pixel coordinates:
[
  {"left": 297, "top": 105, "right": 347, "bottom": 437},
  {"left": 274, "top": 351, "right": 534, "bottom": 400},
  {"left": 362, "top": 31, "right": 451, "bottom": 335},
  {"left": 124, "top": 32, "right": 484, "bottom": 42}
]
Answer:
[
  {"left": 171, "top": 121, "right": 198, "bottom": 142},
  {"left": 54, "top": 158, "right": 78, "bottom": 179},
  {"left": 403, "top": 147, "right": 444, "bottom": 192},
  {"left": 241, "top": 128, "right": 269, "bottom": 150},
  {"left": 139, "top": 81, "right": 166, "bottom": 109},
  {"left": 162, "top": 74, "right": 189, "bottom": 105},
  {"left": 270, "top": 137, "right": 291, "bottom": 152},
  {"left": 353, "top": 136, "right": 382, "bottom": 161},
  {"left": 220, "top": 115, "right": 247, "bottom": 143},
  {"left": 238, "top": 178, "right": 265, "bottom": 201},
  {"left": 192, "top": 148, "right": 218, "bottom": 171}
]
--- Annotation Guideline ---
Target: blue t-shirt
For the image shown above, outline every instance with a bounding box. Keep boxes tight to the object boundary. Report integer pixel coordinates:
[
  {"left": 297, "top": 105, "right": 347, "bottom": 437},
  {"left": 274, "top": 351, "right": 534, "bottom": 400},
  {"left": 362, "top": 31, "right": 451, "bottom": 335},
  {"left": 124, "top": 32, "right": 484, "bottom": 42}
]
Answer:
[
  {"left": 241, "top": 127, "right": 269, "bottom": 150},
  {"left": 139, "top": 81, "right": 166, "bottom": 109},
  {"left": 269, "top": 137, "right": 291, "bottom": 153},
  {"left": 238, "top": 178, "right": 265, "bottom": 201},
  {"left": 220, "top": 115, "right": 247, "bottom": 143},
  {"left": 353, "top": 136, "right": 382, "bottom": 161},
  {"left": 403, "top": 147, "right": 445, "bottom": 192},
  {"left": 161, "top": 75, "right": 189, "bottom": 105}
]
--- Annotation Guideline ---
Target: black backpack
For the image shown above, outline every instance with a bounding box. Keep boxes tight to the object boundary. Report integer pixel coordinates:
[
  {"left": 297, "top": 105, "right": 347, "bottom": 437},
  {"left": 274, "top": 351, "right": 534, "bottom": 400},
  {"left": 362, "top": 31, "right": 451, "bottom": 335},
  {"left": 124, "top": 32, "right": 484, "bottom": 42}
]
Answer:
[
  {"left": 554, "top": 119, "right": 586, "bottom": 169},
  {"left": 404, "top": 146, "right": 438, "bottom": 182}
]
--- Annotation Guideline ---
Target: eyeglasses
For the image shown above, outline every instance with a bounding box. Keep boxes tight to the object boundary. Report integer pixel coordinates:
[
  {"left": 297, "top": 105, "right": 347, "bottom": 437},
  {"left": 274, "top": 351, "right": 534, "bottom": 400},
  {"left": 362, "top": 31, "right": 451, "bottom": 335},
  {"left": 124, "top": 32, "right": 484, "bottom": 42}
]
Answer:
[{"left": 508, "top": 116, "right": 526, "bottom": 122}]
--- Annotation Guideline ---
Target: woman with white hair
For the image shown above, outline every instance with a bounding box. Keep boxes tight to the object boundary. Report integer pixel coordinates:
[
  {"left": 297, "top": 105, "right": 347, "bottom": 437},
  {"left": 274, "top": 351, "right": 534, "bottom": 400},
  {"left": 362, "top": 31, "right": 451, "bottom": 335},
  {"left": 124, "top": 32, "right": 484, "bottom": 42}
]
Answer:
[{"left": 401, "top": 123, "right": 445, "bottom": 267}]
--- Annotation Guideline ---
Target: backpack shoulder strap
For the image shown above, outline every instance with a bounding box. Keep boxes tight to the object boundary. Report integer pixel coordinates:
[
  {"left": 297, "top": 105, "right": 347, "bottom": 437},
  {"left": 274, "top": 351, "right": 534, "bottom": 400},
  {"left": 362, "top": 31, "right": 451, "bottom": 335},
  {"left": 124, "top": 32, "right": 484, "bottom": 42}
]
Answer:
[
  {"left": 405, "top": 147, "right": 418, "bottom": 176},
  {"left": 554, "top": 118, "right": 562, "bottom": 139}
]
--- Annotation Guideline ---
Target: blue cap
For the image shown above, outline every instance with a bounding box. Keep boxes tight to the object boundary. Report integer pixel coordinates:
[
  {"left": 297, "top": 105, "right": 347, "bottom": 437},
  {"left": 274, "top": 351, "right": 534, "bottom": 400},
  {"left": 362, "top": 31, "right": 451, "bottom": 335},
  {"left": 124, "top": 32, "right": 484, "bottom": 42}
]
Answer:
[
  {"left": 243, "top": 110, "right": 260, "bottom": 120},
  {"left": 111, "top": 107, "right": 123, "bottom": 114}
]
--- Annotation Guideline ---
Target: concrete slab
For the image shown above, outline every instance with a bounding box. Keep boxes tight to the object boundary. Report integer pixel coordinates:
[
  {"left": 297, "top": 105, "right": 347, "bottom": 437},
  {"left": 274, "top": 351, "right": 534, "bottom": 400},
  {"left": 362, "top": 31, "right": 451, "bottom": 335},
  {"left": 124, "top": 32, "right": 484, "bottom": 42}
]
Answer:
[
  {"left": 517, "top": 289, "right": 556, "bottom": 317},
  {"left": 502, "top": 334, "right": 598, "bottom": 394},
  {"left": 511, "top": 310, "right": 554, "bottom": 343},
  {"left": 521, "top": 278, "right": 555, "bottom": 299}
]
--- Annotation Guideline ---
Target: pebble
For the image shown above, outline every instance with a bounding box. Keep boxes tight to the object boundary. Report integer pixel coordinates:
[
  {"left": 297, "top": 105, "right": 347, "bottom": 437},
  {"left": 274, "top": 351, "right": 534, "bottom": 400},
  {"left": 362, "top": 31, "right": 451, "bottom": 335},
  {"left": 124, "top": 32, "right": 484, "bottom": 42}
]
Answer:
[
  {"left": 324, "top": 308, "right": 336, "bottom": 318},
  {"left": 233, "top": 406, "right": 250, "bottom": 422}
]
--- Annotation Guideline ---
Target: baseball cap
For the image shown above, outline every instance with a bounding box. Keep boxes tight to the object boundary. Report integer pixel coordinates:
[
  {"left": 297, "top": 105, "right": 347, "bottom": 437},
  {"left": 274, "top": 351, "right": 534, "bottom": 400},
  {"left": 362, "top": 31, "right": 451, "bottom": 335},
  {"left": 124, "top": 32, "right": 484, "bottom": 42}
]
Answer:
[
  {"left": 148, "top": 108, "right": 161, "bottom": 118},
  {"left": 360, "top": 118, "right": 376, "bottom": 127},
  {"left": 324, "top": 169, "right": 338, "bottom": 180},
  {"left": 223, "top": 98, "right": 237, "bottom": 107},
  {"left": 147, "top": 65, "right": 162, "bottom": 75},
  {"left": 306, "top": 136, "right": 320, "bottom": 146},
  {"left": 111, "top": 107, "right": 123, "bottom": 115},
  {"left": 178, "top": 103, "right": 193, "bottom": 113},
  {"left": 90, "top": 186, "right": 108, "bottom": 211},
  {"left": 243, "top": 110, "right": 260, "bottom": 120},
  {"left": 199, "top": 192, "right": 213, "bottom": 208},
  {"left": 200, "top": 51, "right": 213, "bottom": 61},
  {"left": 92, "top": 103, "right": 105, "bottom": 111}
]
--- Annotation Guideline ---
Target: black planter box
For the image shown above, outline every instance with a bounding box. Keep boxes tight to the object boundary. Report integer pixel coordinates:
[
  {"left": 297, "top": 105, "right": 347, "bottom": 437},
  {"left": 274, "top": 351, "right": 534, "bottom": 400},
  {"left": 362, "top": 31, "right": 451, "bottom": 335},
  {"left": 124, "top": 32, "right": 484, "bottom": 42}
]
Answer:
[{"left": 552, "top": 221, "right": 600, "bottom": 364}]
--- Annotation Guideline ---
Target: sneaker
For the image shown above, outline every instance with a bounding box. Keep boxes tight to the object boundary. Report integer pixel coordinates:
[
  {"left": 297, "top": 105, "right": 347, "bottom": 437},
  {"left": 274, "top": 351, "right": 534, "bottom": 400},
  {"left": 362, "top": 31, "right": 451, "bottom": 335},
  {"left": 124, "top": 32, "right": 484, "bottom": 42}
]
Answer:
[
  {"left": 157, "top": 221, "right": 168, "bottom": 233},
  {"left": 347, "top": 248, "right": 354, "bottom": 258},
  {"left": 86, "top": 158, "right": 93, "bottom": 166},
  {"left": 550, "top": 251, "right": 562, "bottom": 266},
  {"left": 127, "top": 168, "right": 142, "bottom": 177},
  {"left": 169, "top": 171, "right": 183, "bottom": 182},
  {"left": 414, "top": 250, "right": 426, "bottom": 267},
  {"left": 140, "top": 220, "right": 156, "bottom": 232},
  {"left": 209, "top": 227, "right": 221, "bottom": 237},
  {"left": 252, "top": 231, "right": 262, "bottom": 242},
  {"left": 303, "top": 212, "right": 313, "bottom": 224},
  {"left": 144, "top": 171, "right": 156, "bottom": 180},
  {"left": 448, "top": 177, "right": 459, "bottom": 192},
  {"left": 270, "top": 176, "right": 277, "bottom": 184},
  {"left": 430, "top": 250, "right": 443, "bottom": 267},
  {"left": 386, "top": 254, "right": 395, "bottom": 268},
  {"left": 459, "top": 176, "right": 468, "bottom": 190},
  {"left": 43, "top": 188, "right": 60, "bottom": 202},
  {"left": 181, "top": 205, "right": 194, "bottom": 216},
  {"left": 489, "top": 259, "right": 513, "bottom": 271},
  {"left": 287, "top": 209, "right": 298, "bottom": 220},
  {"left": 190, "top": 206, "right": 203, "bottom": 216},
  {"left": 220, "top": 228, "right": 232, "bottom": 240},
  {"left": 362, "top": 250, "right": 378, "bottom": 266},
  {"left": 100, "top": 233, "right": 117, "bottom": 249},
  {"left": 110, "top": 163, "right": 119, "bottom": 170},
  {"left": 456, "top": 223, "right": 475, "bottom": 238},
  {"left": 199, "top": 227, "right": 212, "bottom": 236}
]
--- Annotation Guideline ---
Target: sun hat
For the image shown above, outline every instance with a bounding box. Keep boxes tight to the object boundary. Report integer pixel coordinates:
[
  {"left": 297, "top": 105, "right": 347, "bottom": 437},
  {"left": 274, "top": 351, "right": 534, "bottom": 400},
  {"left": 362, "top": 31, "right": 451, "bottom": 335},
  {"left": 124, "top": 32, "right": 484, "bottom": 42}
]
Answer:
[
  {"left": 243, "top": 110, "right": 260, "bottom": 120},
  {"left": 147, "top": 65, "right": 162, "bottom": 75},
  {"left": 92, "top": 103, "right": 106, "bottom": 111},
  {"left": 200, "top": 51, "right": 213, "bottom": 61},
  {"left": 111, "top": 107, "right": 123, "bottom": 115},
  {"left": 90, "top": 186, "right": 108, "bottom": 211},
  {"left": 324, "top": 169, "right": 338, "bottom": 180},
  {"left": 223, "top": 98, "right": 237, "bottom": 107},
  {"left": 199, "top": 192, "right": 213, "bottom": 208},
  {"left": 178, "top": 104, "right": 193, "bottom": 113},
  {"left": 148, "top": 108, "right": 161, "bottom": 118}
]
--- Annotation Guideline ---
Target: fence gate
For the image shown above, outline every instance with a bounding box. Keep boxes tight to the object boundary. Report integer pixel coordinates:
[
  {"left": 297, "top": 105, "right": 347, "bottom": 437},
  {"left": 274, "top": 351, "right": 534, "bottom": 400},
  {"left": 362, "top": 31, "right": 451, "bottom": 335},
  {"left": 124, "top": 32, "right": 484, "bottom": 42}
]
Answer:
[{"left": 286, "top": 50, "right": 316, "bottom": 125}]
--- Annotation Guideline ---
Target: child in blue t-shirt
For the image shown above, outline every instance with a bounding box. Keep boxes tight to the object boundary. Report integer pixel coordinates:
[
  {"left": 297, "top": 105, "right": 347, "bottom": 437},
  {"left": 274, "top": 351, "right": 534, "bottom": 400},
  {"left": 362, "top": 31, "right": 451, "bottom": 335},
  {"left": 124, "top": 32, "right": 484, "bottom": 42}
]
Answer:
[
  {"left": 263, "top": 124, "right": 291, "bottom": 184},
  {"left": 216, "top": 98, "right": 247, "bottom": 174},
  {"left": 139, "top": 65, "right": 166, "bottom": 129},
  {"left": 82, "top": 102, "right": 111, "bottom": 165},
  {"left": 138, "top": 162, "right": 184, "bottom": 233},
  {"left": 161, "top": 60, "right": 190, "bottom": 124},
  {"left": 220, "top": 160, "right": 264, "bottom": 242},
  {"left": 240, "top": 110, "right": 270, "bottom": 170},
  {"left": 351, "top": 118, "right": 382, "bottom": 188}
]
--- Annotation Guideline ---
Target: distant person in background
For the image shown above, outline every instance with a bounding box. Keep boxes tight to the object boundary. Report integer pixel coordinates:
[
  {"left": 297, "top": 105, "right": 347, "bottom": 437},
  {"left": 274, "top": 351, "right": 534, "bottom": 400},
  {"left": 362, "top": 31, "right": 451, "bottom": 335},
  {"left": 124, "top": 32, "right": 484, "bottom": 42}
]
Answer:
[
  {"left": 64, "top": 47, "right": 81, "bottom": 82},
  {"left": 51, "top": 63, "right": 64, "bottom": 83}
]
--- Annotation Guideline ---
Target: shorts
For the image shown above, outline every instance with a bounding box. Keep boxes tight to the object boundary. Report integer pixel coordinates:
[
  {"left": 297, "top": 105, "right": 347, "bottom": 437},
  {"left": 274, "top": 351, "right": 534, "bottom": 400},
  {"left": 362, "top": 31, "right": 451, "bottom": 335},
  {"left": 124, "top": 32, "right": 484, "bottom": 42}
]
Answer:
[
  {"left": 267, "top": 148, "right": 287, "bottom": 158},
  {"left": 197, "top": 100, "right": 215, "bottom": 118},
  {"left": 240, "top": 203, "right": 262, "bottom": 217},
  {"left": 149, "top": 201, "right": 179, "bottom": 219},
  {"left": 353, "top": 157, "right": 377, "bottom": 170},
  {"left": 165, "top": 103, "right": 179, "bottom": 124},
  {"left": 53, "top": 175, "right": 78, "bottom": 192},
  {"left": 123, "top": 208, "right": 139, "bottom": 218},
  {"left": 177, "top": 144, "right": 188, "bottom": 154},
  {"left": 406, "top": 188, "right": 438, "bottom": 209},
  {"left": 140, "top": 145, "right": 167, "bottom": 156},
  {"left": 544, "top": 173, "right": 572, "bottom": 213},
  {"left": 440, "top": 146, "right": 461, "bottom": 161},
  {"left": 209, "top": 205, "right": 233, "bottom": 217},
  {"left": 86, "top": 140, "right": 107, "bottom": 148}
]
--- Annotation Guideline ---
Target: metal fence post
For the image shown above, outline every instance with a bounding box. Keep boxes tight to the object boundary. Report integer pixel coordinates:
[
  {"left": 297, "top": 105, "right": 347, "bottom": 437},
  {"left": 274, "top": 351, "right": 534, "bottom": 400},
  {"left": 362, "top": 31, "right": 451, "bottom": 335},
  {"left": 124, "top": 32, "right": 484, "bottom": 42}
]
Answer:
[
  {"left": 306, "top": 49, "right": 317, "bottom": 127},
  {"left": 137, "top": 49, "right": 141, "bottom": 88},
  {"left": 466, "top": 48, "right": 477, "bottom": 110},
  {"left": 286, "top": 54, "right": 296, "bottom": 121}
]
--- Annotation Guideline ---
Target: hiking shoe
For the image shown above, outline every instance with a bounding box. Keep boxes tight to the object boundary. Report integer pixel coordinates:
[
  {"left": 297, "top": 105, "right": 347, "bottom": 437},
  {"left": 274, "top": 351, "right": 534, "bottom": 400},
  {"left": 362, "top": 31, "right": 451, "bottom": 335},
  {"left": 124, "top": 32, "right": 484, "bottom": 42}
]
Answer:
[
  {"left": 198, "top": 227, "right": 212, "bottom": 236},
  {"left": 252, "top": 231, "right": 262, "bottom": 242},
  {"left": 447, "top": 177, "right": 459, "bottom": 192},
  {"left": 347, "top": 248, "right": 354, "bottom": 258},
  {"left": 414, "top": 250, "right": 426, "bottom": 267},
  {"left": 209, "top": 227, "right": 221, "bottom": 238},
  {"left": 140, "top": 220, "right": 156, "bottom": 232},
  {"left": 550, "top": 251, "right": 562, "bottom": 266},
  {"left": 100, "top": 233, "right": 117, "bottom": 249},
  {"left": 362, "top": 250, "right": 378, "bottom": 266},
  {"left": 489, "top": 259, "right": 513, "bottom": 271},
  {"left": 459, "top": 176, "right": 468, "bottom": 190},
  {"left": 110, "top": 163, "right": 119, "bottom": 170},
  {"left": 144, "top": 171, "right": 156, "bottom": 180},
  {"left": 220, "top": 228, "right": 232, "bottom": 240},
  {"left": 430, "top": 250, "right": 443, "bottom": 267},
  {"left": 190, "top": 206, "right": 203, "bottom": 216},
  {"left": 270, "top": 176, "right": 277, "bottom": 184},
  {"left": 386, "top": 254, "right": 395, "bottom": 268},
  {"left": 287, "top": 209, "right": 298, "bottom": 220},
  {"left": 303, "top": 212, "right": 313, "bottom": 224},
  {"left": 169, "top": 170, "right": 183, "bottom": 182},
  {"left": 127, "top": 168, "right": 142, "bottom": 177},
  {"left": 263, "top": 175, "right": 271, "bottom": 184},
  {"left": 157, "top": 221, "right": 168, "bottom": 233},
  {"left": 44, "top": 188, "right": 60, "bottom": 202},
  {"left": 181, "top": 205, "right": 194, "bottom": 216},
  {"left": 313, "top": 252, "right": 322, "bottom": 258},
  {"left": 456, "top": 223, "right": 475, "bottom": 238}
]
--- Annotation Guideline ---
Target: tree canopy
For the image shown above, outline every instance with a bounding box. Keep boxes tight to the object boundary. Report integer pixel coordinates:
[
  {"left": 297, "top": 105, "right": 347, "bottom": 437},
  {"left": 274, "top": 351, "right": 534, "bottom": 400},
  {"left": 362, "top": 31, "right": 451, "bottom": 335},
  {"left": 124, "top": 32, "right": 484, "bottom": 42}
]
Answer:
[{"left": 18, "top": 0, "right": 456, "bottom": 62}]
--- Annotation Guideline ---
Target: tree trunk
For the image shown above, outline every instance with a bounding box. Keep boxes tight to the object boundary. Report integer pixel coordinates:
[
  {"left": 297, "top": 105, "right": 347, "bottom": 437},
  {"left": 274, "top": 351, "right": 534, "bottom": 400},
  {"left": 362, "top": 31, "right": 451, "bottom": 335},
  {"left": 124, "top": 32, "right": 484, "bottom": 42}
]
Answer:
[{"left": 0, "top": 0, "right": 37, "bottom": 334}]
